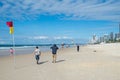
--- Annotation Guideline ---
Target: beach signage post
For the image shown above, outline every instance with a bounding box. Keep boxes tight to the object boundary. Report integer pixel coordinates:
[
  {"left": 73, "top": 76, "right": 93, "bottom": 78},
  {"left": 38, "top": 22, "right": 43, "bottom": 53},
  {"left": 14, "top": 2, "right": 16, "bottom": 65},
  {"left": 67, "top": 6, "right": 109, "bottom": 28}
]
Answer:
[{"left": 6, "top": 21, "right": 16, "bottom": 68}]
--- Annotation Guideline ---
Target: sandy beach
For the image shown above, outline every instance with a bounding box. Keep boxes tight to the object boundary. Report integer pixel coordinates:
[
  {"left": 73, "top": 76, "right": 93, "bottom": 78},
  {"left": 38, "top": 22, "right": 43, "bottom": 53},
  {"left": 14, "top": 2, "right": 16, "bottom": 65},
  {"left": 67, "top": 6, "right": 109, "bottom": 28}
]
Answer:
[{"left": 0, "top": 43, "right": 120, "bottom": 80}]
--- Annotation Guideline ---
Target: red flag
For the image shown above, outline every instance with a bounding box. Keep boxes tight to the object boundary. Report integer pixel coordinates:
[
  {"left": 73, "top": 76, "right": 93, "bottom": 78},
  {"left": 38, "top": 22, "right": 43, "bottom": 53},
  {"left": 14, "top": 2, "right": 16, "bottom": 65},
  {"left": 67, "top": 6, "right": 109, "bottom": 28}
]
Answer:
[
  {"left": 6, "top": 21, "right": 14, "bottom": 34},
  {"left": 6, "top": 21, "right": 13, "bottom": 27}
]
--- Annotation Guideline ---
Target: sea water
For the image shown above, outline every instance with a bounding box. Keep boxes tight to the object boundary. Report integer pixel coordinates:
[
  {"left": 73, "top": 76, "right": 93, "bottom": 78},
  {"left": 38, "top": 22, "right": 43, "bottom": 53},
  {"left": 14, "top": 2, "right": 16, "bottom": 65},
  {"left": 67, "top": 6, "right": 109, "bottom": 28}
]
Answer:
[{"left": 0, "top": 44, "right": 74, "bottom": 56}]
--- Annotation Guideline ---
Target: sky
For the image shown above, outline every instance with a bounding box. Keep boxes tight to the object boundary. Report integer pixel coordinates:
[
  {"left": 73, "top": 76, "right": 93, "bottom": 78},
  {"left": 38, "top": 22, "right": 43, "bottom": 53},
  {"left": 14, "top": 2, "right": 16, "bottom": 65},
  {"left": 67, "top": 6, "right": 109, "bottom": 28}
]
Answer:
[{"left": 0, "top": 0, "right": 120, "bottom": 44}]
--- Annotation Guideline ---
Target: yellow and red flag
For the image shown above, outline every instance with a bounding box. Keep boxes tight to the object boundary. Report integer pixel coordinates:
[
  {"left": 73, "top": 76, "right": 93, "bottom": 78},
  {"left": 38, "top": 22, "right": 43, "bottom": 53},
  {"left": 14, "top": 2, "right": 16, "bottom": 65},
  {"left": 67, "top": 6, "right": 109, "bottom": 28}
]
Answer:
[{"left": 6, "top": 21, "right": 14, "bottom": 34}]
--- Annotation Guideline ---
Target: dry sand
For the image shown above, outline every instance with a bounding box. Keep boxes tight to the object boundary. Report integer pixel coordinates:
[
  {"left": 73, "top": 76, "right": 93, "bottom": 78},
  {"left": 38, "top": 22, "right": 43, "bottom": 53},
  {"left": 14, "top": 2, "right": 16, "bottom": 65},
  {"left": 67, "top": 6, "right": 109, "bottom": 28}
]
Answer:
[{"left": 0, "top": 43, "right": 120, "bottom": 80}]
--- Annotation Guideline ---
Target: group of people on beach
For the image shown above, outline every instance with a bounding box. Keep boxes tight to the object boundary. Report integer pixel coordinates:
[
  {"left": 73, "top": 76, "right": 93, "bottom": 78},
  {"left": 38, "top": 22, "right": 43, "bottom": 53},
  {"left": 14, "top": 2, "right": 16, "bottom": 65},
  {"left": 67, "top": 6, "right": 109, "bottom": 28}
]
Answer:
[
  {"left": 33, "top": 44, "right": 80, "bottom": 64},
  {"left": 9, "top": 44, "right": 79, "bottom": 64},
  {"left": 33, "top": 44, "right": 59, "bottom": 64}
]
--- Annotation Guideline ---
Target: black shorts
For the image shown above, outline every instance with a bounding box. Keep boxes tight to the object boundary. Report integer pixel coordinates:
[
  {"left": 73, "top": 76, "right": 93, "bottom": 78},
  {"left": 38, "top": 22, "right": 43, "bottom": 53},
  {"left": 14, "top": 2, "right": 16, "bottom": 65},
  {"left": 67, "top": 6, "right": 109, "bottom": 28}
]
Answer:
[
  {"left": 35, "top": 55, "right": 39, "bottom": 60},
  {"left": 52, "top": 52, "right": 56, "bottom": 54}
]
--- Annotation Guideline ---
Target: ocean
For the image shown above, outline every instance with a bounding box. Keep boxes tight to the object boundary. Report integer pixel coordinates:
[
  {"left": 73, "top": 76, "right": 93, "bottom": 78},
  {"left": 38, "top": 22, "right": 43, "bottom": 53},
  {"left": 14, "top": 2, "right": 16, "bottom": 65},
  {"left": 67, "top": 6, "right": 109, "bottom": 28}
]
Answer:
[{"left": 0, "top": 44, "right": 74, "bottom": 56}]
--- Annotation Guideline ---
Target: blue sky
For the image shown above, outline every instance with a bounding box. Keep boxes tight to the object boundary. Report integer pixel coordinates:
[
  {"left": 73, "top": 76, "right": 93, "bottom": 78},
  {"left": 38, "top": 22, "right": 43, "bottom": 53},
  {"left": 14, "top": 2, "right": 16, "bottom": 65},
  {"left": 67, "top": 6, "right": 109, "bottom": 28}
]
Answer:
[{"left": 0, "top": 0, "right": 120, "bottom": 44}]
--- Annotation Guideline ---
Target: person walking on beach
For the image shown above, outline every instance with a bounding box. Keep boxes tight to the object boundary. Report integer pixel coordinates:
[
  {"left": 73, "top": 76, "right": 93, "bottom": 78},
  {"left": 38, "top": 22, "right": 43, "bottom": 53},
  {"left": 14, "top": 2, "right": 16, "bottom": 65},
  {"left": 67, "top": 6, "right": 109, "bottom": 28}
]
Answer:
[
  {"left": 9, "top": 48, "right": 14, "bottom": 56},
  {"left": 77, "top": 45, "right": 79, "bottom": 52},
  {"left": 50, "top": 44, "right": 59, "bottom": 63},
  {"left": 33, "top": 46, "right": 41, "bottom": 64}
]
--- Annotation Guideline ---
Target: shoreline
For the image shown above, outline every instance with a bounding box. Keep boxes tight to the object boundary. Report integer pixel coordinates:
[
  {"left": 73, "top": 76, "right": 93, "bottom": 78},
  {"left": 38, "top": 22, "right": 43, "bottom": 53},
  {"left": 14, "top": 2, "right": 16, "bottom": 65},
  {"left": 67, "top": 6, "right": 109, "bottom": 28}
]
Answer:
[
  {"left": 0, "top": 45, "right": 75, "bottom": 57},
  {"left": 0, "top": 42, "right": 120, "bottom": 57},
  {"left": 0, "top": 43, "right": 76, "bottom": 57}
]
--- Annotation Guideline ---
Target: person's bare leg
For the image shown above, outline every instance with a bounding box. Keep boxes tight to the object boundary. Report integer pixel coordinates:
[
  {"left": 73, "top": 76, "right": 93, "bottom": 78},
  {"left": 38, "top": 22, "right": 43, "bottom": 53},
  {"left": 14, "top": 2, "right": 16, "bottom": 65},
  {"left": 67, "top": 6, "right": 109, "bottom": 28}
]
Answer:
[
  {"left": 54, "top": 54, "right": 57, "bottom": 63},
  {"left": 37, "top": 60, "right": 39, "bottom": 64},
  {"left": 52, "top": 54, "right": 56, "bottom": 63},
  {"left": 52, "top": 55, "right": 54, "bottom": 63}
]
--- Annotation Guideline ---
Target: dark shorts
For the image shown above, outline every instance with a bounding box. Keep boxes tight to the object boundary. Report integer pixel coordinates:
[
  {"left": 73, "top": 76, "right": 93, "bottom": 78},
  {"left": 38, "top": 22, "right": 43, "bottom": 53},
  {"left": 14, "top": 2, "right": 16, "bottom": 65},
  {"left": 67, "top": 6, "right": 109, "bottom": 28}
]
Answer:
[
  {"left": 52, "top": 52, "right": 56, "bottom": 54},
  {"left": 35, "top": 55, "right": 39, "bottom": 60}
]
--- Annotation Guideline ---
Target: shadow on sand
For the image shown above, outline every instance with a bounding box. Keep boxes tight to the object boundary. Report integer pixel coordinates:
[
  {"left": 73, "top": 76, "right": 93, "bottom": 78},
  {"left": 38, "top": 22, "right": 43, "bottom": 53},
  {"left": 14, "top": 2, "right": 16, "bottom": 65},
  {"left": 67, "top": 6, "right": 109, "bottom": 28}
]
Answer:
[
  {"left": 15, "top": 61, "right": 48, "bottom": 69},
  {"left": 38, "top": 61, "right": 48, "bottom": 65},
  {"left": 55, "top": 60, "right": 65, "bottom": 63}
]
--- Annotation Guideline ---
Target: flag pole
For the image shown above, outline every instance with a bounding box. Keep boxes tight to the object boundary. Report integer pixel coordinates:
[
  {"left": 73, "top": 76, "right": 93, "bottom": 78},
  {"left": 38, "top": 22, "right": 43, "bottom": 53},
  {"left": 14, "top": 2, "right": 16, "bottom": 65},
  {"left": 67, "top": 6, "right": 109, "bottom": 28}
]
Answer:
[
  {"left": 12, "top": 33, "right": 16, "bottom": 68},
  {"left": 6, "top": 21, "right": 16, "bottom": 68}
]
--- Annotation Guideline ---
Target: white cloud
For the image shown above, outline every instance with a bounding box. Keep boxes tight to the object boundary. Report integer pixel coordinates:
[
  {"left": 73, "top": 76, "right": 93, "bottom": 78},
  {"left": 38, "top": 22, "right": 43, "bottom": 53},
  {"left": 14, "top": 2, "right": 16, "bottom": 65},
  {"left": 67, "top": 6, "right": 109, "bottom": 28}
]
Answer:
[
  {"left": 0, "top": 41, "right": 5, "bottom": 44},
  {"left": 0, "top": 0, "right": 120, "bottom": 21},
  {"left": 54, "top": 36, "right": 72, "bottom": 40},
  {"left": 54, "top": 37, "right": 61, "bottom": 40},
  {"left": 30, "top": 36, "right": 49, "bottom": 40}
]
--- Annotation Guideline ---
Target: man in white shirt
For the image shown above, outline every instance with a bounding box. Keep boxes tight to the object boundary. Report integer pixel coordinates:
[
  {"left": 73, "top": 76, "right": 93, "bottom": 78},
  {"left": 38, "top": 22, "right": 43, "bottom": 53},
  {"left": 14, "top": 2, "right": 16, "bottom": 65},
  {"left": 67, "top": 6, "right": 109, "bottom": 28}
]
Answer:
[{"left": 33, "top": 46, "right": 41, "bottom": 64}]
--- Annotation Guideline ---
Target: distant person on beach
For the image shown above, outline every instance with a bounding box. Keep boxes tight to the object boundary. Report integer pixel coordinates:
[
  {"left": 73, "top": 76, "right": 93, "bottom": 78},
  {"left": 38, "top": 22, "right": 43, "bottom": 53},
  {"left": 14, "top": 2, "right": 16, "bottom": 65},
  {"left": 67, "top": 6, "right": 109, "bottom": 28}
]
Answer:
[
  {"left": 9, "top": 48, "right": 14, "bottom": 56},
  {"left": 77, "top": 45, "right": 79, "bottom": 52},
  {"left": 61, "top": 43, "right": 64, "bottom": 48},
  {"left": 33, "top": 46, "right": 41, "bottom": 64},
  {"left": 50, "top": 44, "right": 59, "bottom": 63}
]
